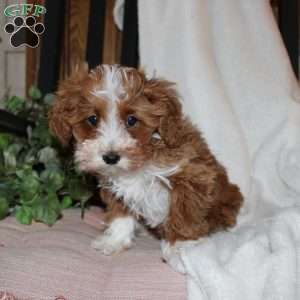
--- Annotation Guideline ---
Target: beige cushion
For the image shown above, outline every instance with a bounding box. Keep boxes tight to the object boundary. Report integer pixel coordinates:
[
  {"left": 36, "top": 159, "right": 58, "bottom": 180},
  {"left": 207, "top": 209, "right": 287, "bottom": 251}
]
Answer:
[{"left": 0, "top": 208, "right": 186, "bottom": 300}]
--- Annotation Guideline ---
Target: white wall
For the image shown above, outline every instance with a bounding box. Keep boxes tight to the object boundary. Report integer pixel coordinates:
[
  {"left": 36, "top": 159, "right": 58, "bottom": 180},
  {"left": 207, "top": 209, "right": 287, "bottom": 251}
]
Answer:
[{"left": 0, "top": 0, "right": 26, "bottom": 107}]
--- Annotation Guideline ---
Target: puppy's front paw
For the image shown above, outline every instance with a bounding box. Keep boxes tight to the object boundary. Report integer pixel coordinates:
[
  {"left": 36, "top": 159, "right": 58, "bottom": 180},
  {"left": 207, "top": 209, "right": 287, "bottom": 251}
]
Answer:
[
  {"left": 91, "top": 216, "right": 135, "bottom": 255},
  {"left": 91, "top": 233, "right": 132, "bottom": 255}
]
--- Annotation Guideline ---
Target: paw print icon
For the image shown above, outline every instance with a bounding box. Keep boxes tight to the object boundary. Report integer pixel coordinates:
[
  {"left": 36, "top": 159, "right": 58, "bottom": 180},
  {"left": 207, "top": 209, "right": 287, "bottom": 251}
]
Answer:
[{"left": 4, "top": 16, "right": 45, "bottom": 48}]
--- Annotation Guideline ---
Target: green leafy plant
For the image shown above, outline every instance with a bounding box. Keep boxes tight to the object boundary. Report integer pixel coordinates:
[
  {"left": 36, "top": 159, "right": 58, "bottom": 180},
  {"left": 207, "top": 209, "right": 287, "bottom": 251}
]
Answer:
[{"left": 0, "top": 87, "right": 94, "bottom": 225}]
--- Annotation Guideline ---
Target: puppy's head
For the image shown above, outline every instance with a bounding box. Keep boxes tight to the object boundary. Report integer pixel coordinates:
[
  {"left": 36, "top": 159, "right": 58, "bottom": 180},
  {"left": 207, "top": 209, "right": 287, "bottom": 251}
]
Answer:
[{"left": 49, "top": 64, "right": 182, "bottom": 176}]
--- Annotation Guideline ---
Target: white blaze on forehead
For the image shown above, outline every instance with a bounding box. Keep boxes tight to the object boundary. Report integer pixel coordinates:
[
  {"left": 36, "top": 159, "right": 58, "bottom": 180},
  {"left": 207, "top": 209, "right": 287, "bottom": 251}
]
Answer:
[
  {"left": 98, "top": 100, "right": 136, "bottom": 151},
  {"left": 89, "top": 65, "right": 136, "bottom": 152},
  {"left": 91, "top": 65, "right": 126, "bottom": 102}
]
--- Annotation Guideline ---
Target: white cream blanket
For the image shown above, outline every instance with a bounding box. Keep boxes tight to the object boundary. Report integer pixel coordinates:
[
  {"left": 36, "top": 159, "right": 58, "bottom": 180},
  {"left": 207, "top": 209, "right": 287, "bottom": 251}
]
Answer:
[{"left": 115, "top": 0, "right": 300, "bottom": 298}]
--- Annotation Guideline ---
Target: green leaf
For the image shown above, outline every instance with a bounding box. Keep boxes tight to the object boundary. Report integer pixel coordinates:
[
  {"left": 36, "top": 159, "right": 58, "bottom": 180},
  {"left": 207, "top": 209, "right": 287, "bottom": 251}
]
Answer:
[
  {"left": 16, "top": 166, "right": 39, "bottom": 179},
  {"left": 16, "top": 206, "right": 33, "bottom": 225},
  {"left": 32, "top": 193, "right": 61, "bottom": 226},
  {"left": 40, "top": 168, "right": 64, "bottom": 192},
  {"left": 28, "top": 86, "right": 42, "bottom": 100},
  {"left": 16, "top": 168, "right": 41, "bottom": 202},
  {"left": 43, "top": 93, "right": 55, "bottom": 106},
  {"left": 0, "top": 133, "right": 10, "bottom": 150},
  {"left": 2, "top": 143, "right": 23, "bottom": 169},
  {"left": 0, "top": 180, "right": 18, "bottom": 203},
  {"left": 19, "top": 192, "right": 40, "bottom": 206},
  {"left": 3, "top": 150, "right": 17, "bottom": 169},
  {"left": 68, "top": 178, "right": 92, "bottom": 201},
  {"left": 38, "top": 146, "right": 58, "bottom": 165},
  {"left": 5, "top": 96, "right": 26, "bottom": 113},
  {"left": 31, "top": 121, "right": 53, "bottom": 145},
  {"left": 61, "top": 196, "right": 73, "bottom": 209},
  {"left": 6, "top": 143, "right": 23, "bottom": 157},
  {"left": 23, "top": 151, "right": 36, "bottom": 164},
  {"left": 0, "top": 197, "right": 9, "bottom": 220}
]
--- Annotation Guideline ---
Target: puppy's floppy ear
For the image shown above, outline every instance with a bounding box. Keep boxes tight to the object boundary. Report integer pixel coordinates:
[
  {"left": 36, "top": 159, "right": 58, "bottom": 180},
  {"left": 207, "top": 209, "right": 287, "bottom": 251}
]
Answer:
[
  {"left": 143, "top": 77, "right": 182, "bottom": 147},
  {"left": 48, "top": 62, "right": 89, "bottom": 146}
]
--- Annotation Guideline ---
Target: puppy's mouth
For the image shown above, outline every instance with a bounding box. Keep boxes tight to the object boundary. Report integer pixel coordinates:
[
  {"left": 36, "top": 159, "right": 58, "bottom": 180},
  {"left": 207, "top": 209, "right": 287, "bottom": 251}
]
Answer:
[{"left": 101, "top": 155, "right": 147, "bottom": 178}]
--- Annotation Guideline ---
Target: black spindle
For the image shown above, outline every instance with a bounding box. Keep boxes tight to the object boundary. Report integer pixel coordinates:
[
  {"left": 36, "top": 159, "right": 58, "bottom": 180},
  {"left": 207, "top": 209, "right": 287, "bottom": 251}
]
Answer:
[
  {"left": 38, "top": 0, "right": 65, "bottom": 94},
  {"left": 86, "top": 0, "right": 106, "bottom": 69},
  {"left": 121, "top": 0, "right": 139, "bottom": 67},
  {"left": 278, "top": 0, "right": 299, "bottom": 78}
]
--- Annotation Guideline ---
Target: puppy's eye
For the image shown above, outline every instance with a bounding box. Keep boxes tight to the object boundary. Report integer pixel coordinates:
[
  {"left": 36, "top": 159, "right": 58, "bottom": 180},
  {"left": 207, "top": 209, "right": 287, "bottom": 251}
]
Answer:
[
  {"left": 87, "top": 115, "right": 98, "bottom": 126},
  {"left": 126, "top": 115, "right": 138, "bottom": 127}
]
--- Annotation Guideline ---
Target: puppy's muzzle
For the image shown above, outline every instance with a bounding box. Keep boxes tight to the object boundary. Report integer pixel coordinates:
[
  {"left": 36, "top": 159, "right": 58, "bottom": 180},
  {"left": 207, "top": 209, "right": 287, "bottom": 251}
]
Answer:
[{"left": 102, "top": 152, "right": 121, "bottom": 165}]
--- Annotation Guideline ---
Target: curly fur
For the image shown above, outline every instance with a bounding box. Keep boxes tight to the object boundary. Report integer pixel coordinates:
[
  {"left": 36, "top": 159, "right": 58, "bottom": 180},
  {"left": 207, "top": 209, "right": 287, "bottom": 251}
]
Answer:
[{"left": 49, "top": 64, "right": 243, "bottom": 251}]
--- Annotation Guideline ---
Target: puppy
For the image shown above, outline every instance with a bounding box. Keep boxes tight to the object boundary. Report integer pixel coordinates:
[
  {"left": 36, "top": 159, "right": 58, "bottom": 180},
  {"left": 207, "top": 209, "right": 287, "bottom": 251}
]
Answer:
[{"left": 49, "top": 64, "right": 243, "bottom": 265}]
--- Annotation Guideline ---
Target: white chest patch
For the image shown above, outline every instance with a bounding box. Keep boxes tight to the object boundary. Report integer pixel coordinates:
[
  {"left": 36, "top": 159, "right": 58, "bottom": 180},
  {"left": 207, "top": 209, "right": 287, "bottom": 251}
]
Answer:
[{"left": 105, "top": 165, "right": 179, "bottom": 228}]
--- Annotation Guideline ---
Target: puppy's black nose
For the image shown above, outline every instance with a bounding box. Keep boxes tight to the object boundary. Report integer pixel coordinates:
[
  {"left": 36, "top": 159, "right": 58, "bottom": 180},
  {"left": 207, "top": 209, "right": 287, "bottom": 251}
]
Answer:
[{"left": 102, "top": 152, "right": 121, "bottom": 165}]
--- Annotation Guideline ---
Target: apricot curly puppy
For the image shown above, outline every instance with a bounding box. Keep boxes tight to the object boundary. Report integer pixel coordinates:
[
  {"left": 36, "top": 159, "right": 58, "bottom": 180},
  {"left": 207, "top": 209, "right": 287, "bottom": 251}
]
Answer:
[{"left": 49, "top": 64, "right": 243, "bottom": 266}]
